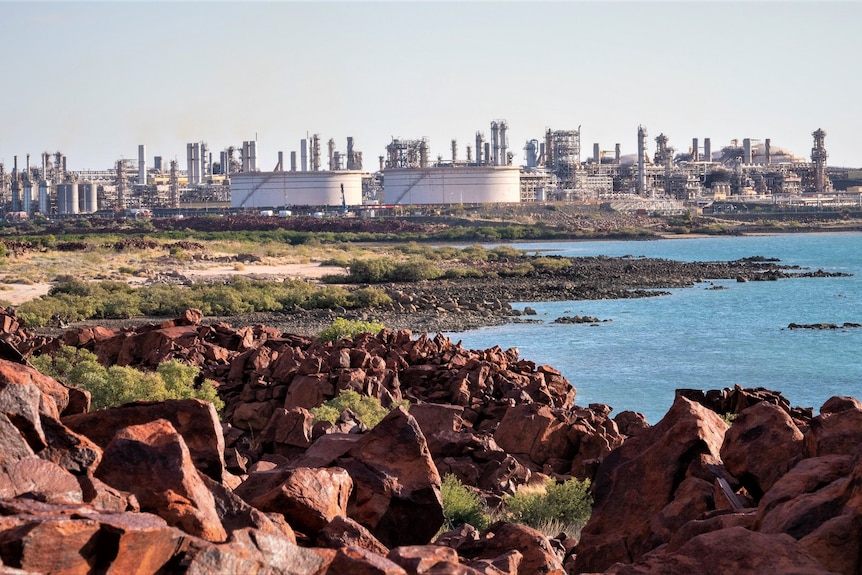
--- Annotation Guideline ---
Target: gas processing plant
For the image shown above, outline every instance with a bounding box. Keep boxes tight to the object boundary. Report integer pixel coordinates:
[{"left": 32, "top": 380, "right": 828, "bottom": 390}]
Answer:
[{"left": 0, "top": 121, "right": 860, "bottom": 219}]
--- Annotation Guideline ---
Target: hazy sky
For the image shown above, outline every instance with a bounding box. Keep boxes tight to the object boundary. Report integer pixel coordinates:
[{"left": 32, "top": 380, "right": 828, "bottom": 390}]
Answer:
[{"left": 2, "top": 1, "right": 860, "bottom": 171}]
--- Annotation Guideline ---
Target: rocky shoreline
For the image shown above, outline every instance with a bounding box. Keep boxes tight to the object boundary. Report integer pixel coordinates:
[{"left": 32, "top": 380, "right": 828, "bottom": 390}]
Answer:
[{"left": 242, "top": 255, "right": 849, "bottom": 336}]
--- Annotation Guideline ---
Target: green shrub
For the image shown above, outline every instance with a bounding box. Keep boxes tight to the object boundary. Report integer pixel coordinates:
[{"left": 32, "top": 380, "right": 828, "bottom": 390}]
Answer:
[
  {"left": 531, "top": 257, "right": 572, "bottom": 271},
  {"left": 310, "top": 389, "right": 400, "bottom": 429},
  {"left": 347, "top": 258, "right": 394, "bottom": 283},
  {"left": 318, "top": 318, "right": 385, "bottom": 342},
  {"left": 389, "top": 258, "right": 443, "bottom": 281},
  {"left": 502, "top": 478, "right": 592, "bottom": 538},
  {"left": 347, "top": 287, "right": 392, "bottom": 308},
  {"left": 441, "top": 474, "right": 490, "bottom": 531},
  {"left": 31, "top": 346, "right": 224, "bottom": 412}
]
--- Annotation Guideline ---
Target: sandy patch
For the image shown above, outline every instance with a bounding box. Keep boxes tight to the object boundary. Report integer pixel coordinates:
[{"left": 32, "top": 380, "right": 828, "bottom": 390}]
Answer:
[
  {"left": 0, "top": 262, "right": 346, "bottom": 307},
  {"left": 0, "top": 283, "right": 53, "bottom": 306},
  {"left": 182, "top": 262, "right": 346, "bottom": 281}
]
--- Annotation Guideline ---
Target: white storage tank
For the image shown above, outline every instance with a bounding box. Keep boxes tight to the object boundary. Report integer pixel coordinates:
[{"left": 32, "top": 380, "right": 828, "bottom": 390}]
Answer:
[
  {"left": 230, "top": 171, "right": 363, "bottom": 208},
  {"left": 382, "top": 166, "right": 521, "bottom": 205},
  {"left": 22, "top": 181, "right": 34, "bottom": 214}
]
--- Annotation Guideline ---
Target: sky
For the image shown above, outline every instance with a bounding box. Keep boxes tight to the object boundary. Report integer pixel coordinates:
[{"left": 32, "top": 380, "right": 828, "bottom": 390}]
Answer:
[{"left": 2, "top": 1, "right": 861, "bottom": 172}]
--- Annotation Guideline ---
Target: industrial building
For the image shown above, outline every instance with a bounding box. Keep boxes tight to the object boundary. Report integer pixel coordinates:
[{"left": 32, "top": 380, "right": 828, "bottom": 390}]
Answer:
[{"left": 0, "top": 119, "right": 859, "bottom": 218}]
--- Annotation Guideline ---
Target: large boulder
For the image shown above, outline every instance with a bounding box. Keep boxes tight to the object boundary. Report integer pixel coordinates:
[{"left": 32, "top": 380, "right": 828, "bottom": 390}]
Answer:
[
  {"left": 63, "top": 398, "right": 225, "bottom": 482},
  {"left": 292, "top": 407, "right": 444, "bottom": 548},
  {"left": 453, "top": 521, "right": 563, "bottom": 575},
  {"left": 95, "top": 419, "right": 227, "bottom": 542},
  {"left": 720, "top": 401, "right": 805, "bottom": 499},
  {"left": 805, "top": 397, "right": 862, "bottom": 458},
  {"left": 575, "top": 396, "right": 728, "bottom": 572},
  {"left": 233, "top": 466, "right": 352, "bottom": 538},
  {"left": 603, "top": 526, "right": 836, "bottom": 574}
]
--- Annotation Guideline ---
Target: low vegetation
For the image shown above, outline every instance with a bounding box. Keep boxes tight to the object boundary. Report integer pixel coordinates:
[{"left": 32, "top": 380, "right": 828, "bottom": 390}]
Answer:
[
  {"left": 440, "top": 474, "right": 491, "bottom": 531},
  {"left": 15, "top": 278, "right": 392, "bottom": 328},
  {"left": 439, "top": 474, "right": 593, "bottom": 539},
  {"left": 502, "top": 477, "right": 593, "bottom": 538},
  {"left": 310, "top": 389, "right": 408, "bottom": 429},
  {"left": 318, "top": 318, "right": 386, "bottom": 342},
  {"left": 31, "top": 346, "right": 224, "bottom": 412}
]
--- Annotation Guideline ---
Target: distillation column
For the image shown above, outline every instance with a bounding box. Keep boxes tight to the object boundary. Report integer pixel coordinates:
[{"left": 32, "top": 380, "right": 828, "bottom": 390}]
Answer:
[
  {"left": 637, "top": 125, "right": 648, "bottom": 196},
  {"left": 811, "top": 129, "right": 828, "bottom": 194}
]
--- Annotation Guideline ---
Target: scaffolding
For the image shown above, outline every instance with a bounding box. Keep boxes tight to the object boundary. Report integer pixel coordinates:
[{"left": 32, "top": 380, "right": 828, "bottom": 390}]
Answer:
[{"left": 385, "top": 138, "right": 430, "bottom": 169}]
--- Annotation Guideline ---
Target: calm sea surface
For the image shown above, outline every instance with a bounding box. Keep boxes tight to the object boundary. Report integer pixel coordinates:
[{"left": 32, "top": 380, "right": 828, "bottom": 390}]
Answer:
[{"left": 447, "top": 232, "right": 862, "bottom": 424}]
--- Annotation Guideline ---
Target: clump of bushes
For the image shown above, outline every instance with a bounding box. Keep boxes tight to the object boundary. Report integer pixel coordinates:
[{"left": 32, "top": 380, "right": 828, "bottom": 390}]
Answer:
[
  {"left": 31, "top": 346, "right": 223, "bottom": 412},
  {"left": 502, "top": 478, "right": 593, "bottom": 538},
  {"left": 441, "top": 474, "right": 490, "bottom": 531},
  {"left": 318, "top": 317, "right": 385, "bottom": 343},
  {"left": 341, "top": 257, "right": 444, "bottom": 283},
  {"left": 310, "top": 389, "right": 407, "bottom": 429}
]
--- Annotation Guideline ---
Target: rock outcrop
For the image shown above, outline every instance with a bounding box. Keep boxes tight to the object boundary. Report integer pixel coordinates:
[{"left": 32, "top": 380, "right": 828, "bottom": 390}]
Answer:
[{"left": 3, "top": 309, "right": 862, "bottom": 573}]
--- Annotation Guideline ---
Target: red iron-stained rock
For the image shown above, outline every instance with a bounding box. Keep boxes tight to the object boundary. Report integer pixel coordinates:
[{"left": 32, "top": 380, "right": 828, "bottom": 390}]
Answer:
[
  {"left": 234, "top": 466, "right": 352, "bottom": 538},
  {"left": 720, "top": 401, "right": 805, "bottom": 499},
  {"left": 63, "top": 398, "right": 225, "bottom": 482},
  {"left": 602, "top": 526, "right": 835, "bottom": 574},
  {"left": 454, "top": 522, "right": 562, "bottom": 575},
  {"left": 575, "top": 396, "right": 728, "bottom": 572},
  {"left": 316, "top": 515, "right": 389, "bottom": 555},
  {"left": 95, "top": 418, "right": 227, "bottom": 542}
]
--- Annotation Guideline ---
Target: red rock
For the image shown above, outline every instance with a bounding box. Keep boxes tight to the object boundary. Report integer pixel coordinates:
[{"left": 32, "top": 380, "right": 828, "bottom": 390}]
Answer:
[
  {"left": 613, "top": 410, "right": 650, "bottom": 437},
  {"left": 199, "top": 473, "right": 296, "bottom": 542},
  {"left": 647, "top": 477, "right": 715, "bottom": 548},
  {"left": 805, "top": 400, "right": 862, "bottom": 458},
  {"left": 230, "top": 400, "right": 275, "bottom": 432},
  {"left": 664, "top": 510, "right": 757, "bottom": 552},
  {"left": 63, "top": 398, "right": 225, "bottom": 482},
  {"left": 233, "top": 466, "right": 352, "bottom": 537},
  {"left": 756, "top": 454, "right": 854, "bottom": 528},
  {"left": 465, "top": 549, "right": 523, "bottom": 575},
  {"left": 260, "top": 407, "right": 314, "bottom": 453},
  {"left": 819, "top": 396, "right": 862, "bottom": 415},
  {"left": 341, "top": 407, "right": 444, "bottom": 548},
  {"left": 720, "top": 401, "right": 805, "bottom": 499},
  {"left": 77, "top": 474, "right": 139, "bottom": 512},
  {"left": 95, "top": 419, "right": 227, "bottom": 542},
  {"left": 455, "top": 522, "right": 563, "bottom": 575},
  {"left": 387, "top": 545, "right": 460, "bottom": 573},
  {"left": 0, "top": 516, "right": 101, "bottom": 573},
  {"left": 0, "top": 369, "right": 48, "bottom": 450},
  {"left": 38, "top": 415, "right": 102, "bottom": 475},
  {"left": 0, "top": 457, "right": 83, "bottom": 504},
  {"left": 494, "top": 404, "right": 572, "bottom": 465},
  {"left": 178, "top": 527, "right": 324, "bottom": 574},
  {"left": 322, "top": 545, "right": 408, "bottom": 575},
  {"left": 285, "top": 373, "right": 333, "bottom": 410},
  {"left": 317, "top": 515, "right": 389, "bottom": 555},
  {"left": 88, "top": 511, "right": 188, "bottom": 574},
  {"left": 603, "top": 526, "right": 835, "bottom": 574},
  {"left": 575, "top": 396, "right": 728, "bottom": 572},
  {"left": 0, "top": 413, "right": 34, "bottom": 465}
]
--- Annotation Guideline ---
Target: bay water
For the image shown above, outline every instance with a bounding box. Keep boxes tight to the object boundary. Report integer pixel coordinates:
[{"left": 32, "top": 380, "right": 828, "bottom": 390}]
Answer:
[{"left": 448, "top": 232, "right": 862, "bottom": 424}]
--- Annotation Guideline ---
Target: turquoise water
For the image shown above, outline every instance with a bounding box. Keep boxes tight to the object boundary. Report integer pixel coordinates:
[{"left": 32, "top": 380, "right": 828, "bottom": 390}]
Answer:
[{"left": 448, "top": 233, "right": 862, "bottom": 423}]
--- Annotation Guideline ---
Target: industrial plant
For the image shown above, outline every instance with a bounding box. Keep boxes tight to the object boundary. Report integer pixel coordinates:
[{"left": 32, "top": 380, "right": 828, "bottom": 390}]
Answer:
[{"left": 1, "top": 120, "right": 860, "bottom": 219}]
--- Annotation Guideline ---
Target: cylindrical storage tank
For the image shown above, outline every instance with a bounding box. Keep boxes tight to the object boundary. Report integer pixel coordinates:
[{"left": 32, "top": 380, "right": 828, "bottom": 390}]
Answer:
[
  {"left": 80, "top": 182, "right": 98, "bottom": 213},
  {"left": 22, "top": 181, "right": 33, "bottom": 214},
  {"left": 230, "top": 171, "right": 363, "bottom": 208},
  {"left": 56, "top": 183, "right": 80, "bottom": 214},
  {"left": 38, "top": 181, "right": 50, "bottom": 214},
  {"left": 382, "top": 166, "right": 521, "bottom": 205}
]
